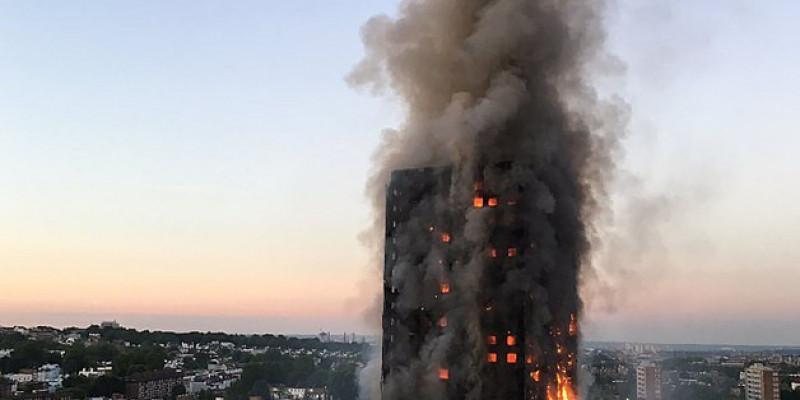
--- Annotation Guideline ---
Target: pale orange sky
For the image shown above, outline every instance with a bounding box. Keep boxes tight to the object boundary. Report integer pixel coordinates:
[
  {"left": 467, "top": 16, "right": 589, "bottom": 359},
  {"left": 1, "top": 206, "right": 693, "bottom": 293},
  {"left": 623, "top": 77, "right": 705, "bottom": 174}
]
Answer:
[{"left": 3, "top": 1, "right": 800, "bottom": 344}]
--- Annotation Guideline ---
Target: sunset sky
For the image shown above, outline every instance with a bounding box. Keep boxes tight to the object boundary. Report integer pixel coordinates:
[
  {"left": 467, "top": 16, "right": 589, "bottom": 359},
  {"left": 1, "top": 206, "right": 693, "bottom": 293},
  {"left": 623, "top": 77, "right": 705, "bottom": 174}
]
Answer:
[{"left": 2, "top": 1, "right": 799, "bottom": 345}]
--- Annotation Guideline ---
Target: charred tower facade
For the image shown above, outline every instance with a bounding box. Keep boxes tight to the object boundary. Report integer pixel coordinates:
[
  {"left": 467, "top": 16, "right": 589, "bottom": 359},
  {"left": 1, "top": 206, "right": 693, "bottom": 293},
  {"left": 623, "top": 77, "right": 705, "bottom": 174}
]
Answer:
[{"left": 382, "top": 163, "right": 580, "bottom": 400}]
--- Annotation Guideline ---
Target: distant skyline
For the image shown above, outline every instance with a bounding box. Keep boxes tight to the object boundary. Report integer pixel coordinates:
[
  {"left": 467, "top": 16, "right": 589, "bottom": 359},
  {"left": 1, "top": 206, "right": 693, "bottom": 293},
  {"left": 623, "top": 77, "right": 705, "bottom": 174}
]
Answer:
[{"left": 2, "top": 1, "right": 800, "bottom": 345}]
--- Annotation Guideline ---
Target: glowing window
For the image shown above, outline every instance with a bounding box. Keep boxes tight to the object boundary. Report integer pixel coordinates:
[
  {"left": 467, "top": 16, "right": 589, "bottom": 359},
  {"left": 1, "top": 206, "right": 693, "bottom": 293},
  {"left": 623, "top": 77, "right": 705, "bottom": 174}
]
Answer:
[
  {"left": 487, "top": 353, "right": 498, "bottom": 363},
  {"left": 526, "top": 355, "right": 533, "bottom": 364},
  {"left": 438, "top": 368, "right": 449, "bottom": 380},
  {"left": 507, "top": 353, "right": 518, "bottom": 364},
  {"left": 506, "top": 335, "right": 516, "bottom": 346},
  {"left": 490, "top": 248, "right": 498, "bottom": 258},
  {"left": 488, "top": 197, "right": 499, "bottom": 207},
  {"left": 473, "top": 197, "right": 484, "bottom": 208},
  {"left": 441, "top": 233, "right": 451, "bottom": 243},
  {"left": 507, "top": 248, "right": 518, "bottom": 257},
  {"left": 487, "top": 336, "right": 497, "bottom": 345},
  {"left": 438, "top": 317, "right": 448, "bottom": 328},
  {"left": 440, "top": 283, "right": 451, "bottom": 294},
  {"left": 531, "top": 370, "right": 541, "bottom": 382},
  {"left": 569, "top": 314, "right": 578, "bottom": 336}
]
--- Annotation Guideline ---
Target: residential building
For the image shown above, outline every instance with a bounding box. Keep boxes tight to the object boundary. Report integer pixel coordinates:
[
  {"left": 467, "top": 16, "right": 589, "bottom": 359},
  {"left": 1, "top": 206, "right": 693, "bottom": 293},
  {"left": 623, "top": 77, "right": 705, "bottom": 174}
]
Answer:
[
  {"left": 381, "top": 166, "right": 580, "bottom": 399},
  {"left": 746, "top": 363, "right": 780, "bottom": 400},
  {"left": 636, "top": 361, "right": 661, "bottom": 400},
  {"left": 126, "top": 370, "right": 184, "bottom": 400}
]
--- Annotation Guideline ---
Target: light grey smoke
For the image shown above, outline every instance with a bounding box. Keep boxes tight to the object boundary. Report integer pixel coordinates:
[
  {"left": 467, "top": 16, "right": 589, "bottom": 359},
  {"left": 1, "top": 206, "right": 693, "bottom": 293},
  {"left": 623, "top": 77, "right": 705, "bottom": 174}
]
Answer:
[{"left": 350, "top": 0, "right": 625, "bottom": 399}]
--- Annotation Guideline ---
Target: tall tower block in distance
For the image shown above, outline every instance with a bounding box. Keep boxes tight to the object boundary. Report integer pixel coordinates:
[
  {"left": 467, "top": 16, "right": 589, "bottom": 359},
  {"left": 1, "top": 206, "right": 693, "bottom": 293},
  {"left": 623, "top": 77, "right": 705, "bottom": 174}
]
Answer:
[{"left": 381, "top": 165, "right": 579, "bottom": 400}]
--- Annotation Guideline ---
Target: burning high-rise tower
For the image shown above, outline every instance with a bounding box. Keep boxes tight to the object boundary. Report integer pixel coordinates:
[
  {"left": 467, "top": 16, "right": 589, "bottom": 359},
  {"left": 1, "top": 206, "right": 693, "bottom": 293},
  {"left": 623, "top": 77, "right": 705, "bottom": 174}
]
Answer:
[
  {"left": 351, "top": 0, "right": 623, "bottom": 399},
  {"left": 382, "top": 163, "right": 580, "bottom": 400}
]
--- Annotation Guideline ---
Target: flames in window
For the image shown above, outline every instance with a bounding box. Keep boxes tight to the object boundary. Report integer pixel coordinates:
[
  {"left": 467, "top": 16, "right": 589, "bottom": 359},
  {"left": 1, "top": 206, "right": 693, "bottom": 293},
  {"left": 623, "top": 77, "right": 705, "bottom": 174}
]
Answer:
[
  {"left": 506, "top": 353, "right": 518, "bottom": 364},
  {"left": 569, "top": 314, "right": 578, "bottom": 336},
  {"left": 441, "top": 233, "right": 451, "bottom": 243},
  {"left": 474, "top": 196, "right": 485, "bottom": 208},
  {"left": 507, "top": 247, "right": 518, "bottom": 257},
  {"left": 440, "top": 283, "right": 451, "bottom": 294},
  {"left": 438, "top": 368, "right": 449, "bottom": 380},
  {"left": 506, "top": 335, "right": 516, "bottom": 346},
  {"left": 438, "top": 317, "right": 448, "bottom": 328},
  {"left": 487, "top": 335, "right": 497, "bottom": 345},
  {"left": 487, "top": 353, "right": 498, "bottom": 363}
]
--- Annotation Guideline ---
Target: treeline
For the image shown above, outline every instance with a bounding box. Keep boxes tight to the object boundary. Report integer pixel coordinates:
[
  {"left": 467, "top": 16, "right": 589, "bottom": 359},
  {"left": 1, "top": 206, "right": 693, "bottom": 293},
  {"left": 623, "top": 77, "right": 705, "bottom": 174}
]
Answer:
[
  {"left": 0, "top": 338, "right": 167, "bottom": 378},
  {"left": 85, "top": 326, "right": 365, "bottom": 352},
  {"left": 224, "top": 351, "right": 358, "bottom": 400}
]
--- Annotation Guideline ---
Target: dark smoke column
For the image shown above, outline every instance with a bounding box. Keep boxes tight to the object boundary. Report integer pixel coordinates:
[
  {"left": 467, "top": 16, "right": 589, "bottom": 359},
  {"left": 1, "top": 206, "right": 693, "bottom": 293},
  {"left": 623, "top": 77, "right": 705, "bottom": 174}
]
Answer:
[{"left": 351, "top": 0, "right": 619, "bottom": 399}]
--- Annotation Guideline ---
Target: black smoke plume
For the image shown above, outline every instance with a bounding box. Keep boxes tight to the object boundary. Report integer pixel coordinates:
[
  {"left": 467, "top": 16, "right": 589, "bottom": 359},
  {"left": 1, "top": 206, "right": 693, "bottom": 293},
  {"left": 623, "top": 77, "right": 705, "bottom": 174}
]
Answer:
[{"left": 350, "top": 1, "right": 624, "bottom": 399}]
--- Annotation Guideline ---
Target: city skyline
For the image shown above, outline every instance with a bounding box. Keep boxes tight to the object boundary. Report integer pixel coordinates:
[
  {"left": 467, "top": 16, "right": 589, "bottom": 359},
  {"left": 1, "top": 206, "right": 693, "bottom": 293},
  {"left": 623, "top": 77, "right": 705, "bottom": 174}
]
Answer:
[{"left": 3, "top": 1, "right": 800, "bottom": 346}]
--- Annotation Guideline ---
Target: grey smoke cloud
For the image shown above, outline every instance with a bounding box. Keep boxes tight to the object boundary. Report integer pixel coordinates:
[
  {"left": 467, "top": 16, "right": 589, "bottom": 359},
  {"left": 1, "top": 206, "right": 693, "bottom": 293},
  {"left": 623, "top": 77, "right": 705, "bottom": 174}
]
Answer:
[{"left": 350, "top": 0, "right": 627, "bottom": 398}]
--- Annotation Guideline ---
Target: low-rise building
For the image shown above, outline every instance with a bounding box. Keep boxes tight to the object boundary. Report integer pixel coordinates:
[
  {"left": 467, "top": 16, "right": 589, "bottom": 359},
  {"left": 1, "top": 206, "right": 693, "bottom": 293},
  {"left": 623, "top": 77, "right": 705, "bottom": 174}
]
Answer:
[{"left": 126, "top": 370, "right": 185, "bottom": 400}]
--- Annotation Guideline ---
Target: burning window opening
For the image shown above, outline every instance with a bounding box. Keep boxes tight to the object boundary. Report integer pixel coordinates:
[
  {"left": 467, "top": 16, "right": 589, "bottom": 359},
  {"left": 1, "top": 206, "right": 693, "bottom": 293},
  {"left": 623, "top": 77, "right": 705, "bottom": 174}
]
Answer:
[
  {"left": 488, "top": 197, "right": 499, "bottom": 207},
  {"left": 487, "top": 353, "right": 498, "bottom": 363},
  {"left": 441, "top": 233, "right": 451, "bottom": 243},
  {"left": 490, "top": 248, "right": 498, "bottom": 258},
  {"left": 506, "top": 335, "right": 517, "bottom": 346},
  {"left": 526, "top": 355, "right": 533, "bottom": 364},
  {"left": 474, "top": 196, "right": 484, "bottom": 208},
  {"left": 507, "top": 247, "right": 518, "bottom": 257},
  {"left": 569, "top": 314, "right": 578, "bottom": 336},
  {"left": 440, "top": 282, "right": 451, "bottom": 294},
  {"left": 438, "top": 317, "right": 448, "bottom": 328},
  {"left": 438, "top": 368, "right": 449, "bottom": 381},
  {"left": 531, "top": 370, "right": 541, "bottom": 382},
  {"left": 487, "top": 335, "right": 497, "bottom": 345},
  {"left": 507, "top": 353, "right": 518, "bottom": 364}
]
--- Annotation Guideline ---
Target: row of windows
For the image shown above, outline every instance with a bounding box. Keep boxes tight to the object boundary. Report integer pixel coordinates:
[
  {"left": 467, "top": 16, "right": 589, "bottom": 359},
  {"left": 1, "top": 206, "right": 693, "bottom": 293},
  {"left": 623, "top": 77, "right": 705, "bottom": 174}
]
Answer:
[
  {"left": 487, "top": 335, "right": 517, "bottom": 346},
  {"left": 438, "top": 352, "right": 530, "bottom": 381}
]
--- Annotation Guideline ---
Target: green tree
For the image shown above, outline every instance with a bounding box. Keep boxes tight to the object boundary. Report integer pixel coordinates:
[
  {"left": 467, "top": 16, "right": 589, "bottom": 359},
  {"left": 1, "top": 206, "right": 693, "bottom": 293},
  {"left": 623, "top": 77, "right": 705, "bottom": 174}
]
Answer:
[
  {"left": 170, "top": 383, "right": 187, "bottom": 400},
  {"left": 248, "top": 380, "right": 272, "bottom": 399},
  {"left": 328, "top": 364, "right": 358, "bottom": 400}
]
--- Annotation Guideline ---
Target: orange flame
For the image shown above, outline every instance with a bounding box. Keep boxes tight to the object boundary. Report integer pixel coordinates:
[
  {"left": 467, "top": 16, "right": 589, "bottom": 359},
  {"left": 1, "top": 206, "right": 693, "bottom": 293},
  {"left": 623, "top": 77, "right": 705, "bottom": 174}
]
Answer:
[
  {"left": 440, "top": 283, "right": 450, "bottom": 294},
  {"left": 506, "top": 353, "right": 517, "bottom": 363},
  {"left": 569, "top": 314, "right": 578, "bottom": 336},
  {"left": 474, "top": 196, "right": 485, "bottom": 208},
  {"left": 438, "top": 368, "right": 449, "bottom": 380}
]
